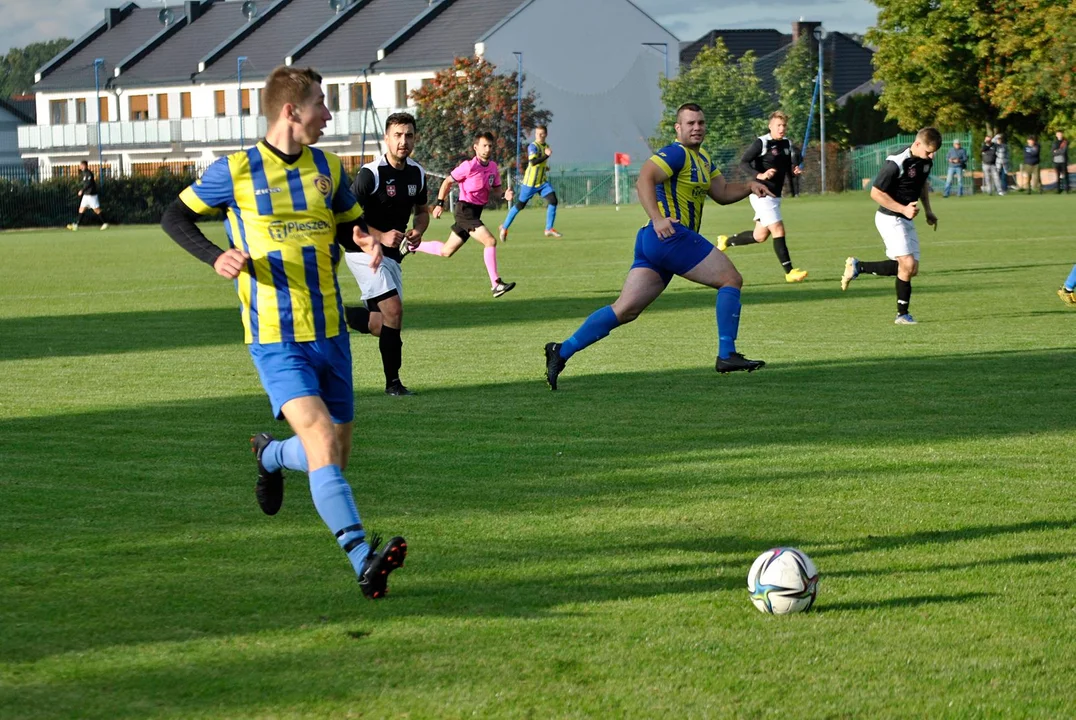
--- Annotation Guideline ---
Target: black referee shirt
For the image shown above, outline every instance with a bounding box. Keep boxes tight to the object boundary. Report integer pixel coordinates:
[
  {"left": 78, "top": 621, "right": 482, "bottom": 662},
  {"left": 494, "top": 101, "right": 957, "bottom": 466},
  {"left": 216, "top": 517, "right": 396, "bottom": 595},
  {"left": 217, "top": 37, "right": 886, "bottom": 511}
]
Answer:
[
  {"left": 350, "top": 155, "right": 428, "bottom": 263},
  {"left": 872, "top": 147, "right": 932, "bottom": 216}
]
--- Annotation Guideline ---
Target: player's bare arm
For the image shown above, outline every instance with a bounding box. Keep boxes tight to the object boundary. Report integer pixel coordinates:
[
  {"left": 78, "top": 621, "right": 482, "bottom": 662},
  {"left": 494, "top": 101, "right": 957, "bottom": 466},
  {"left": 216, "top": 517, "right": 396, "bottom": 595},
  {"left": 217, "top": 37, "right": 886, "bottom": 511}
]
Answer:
[
  {"left": 405, "top": 204, "right": 431, "bottom": 248},
  {"left": 920, "top": 183, "right": 937, "bottom": 229},
  {"left": 637, "top": 159, "right": 677, "bottom": 238},
  {"left": 354, "top": 225, "right": 383, "bottom": 270},
  {"left": 708, "top": 174, "right": 773, "bottom": 205},
  {"left": 432, "top": 176, "right": 455, "bottom": 219},
  {"left": 870, "top": 186, "right": 918, "bottom": 219}
]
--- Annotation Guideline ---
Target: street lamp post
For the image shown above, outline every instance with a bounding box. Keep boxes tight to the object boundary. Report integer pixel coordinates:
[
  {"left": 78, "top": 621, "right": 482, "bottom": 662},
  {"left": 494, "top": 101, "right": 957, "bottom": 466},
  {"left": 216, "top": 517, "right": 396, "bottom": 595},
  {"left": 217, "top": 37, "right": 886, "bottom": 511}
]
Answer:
[
  {"left": 93, "top": 58, "right": 104, "bottom": 177},
  {"left": 512, "top": 51, "right": 522, "bottom": 180},
  {"left": 237, "top": 55, "right": 249, "bottom": 148},
  {"left": 813, "top": 27, "right": 826, "bottom": 193},
  {"left": 642, "top": 42, "right": 669, "bottom": 78}
]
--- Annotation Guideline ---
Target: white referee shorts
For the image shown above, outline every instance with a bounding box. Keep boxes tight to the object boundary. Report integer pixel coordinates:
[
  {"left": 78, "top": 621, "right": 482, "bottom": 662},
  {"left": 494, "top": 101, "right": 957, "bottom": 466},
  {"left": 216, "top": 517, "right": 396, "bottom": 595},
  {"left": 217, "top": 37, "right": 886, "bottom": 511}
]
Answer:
[
  {"left": 343, "top": 252, "right": 403, "bottom": 306},
  {"left": 79, "top": 194, "right": 100, "bottom": 211},
  {"left": 749, "top": 194, "right": 782, "bottom": 227},
  {"left": 874, "top": 211, "right": 920, "bottom": 260}
]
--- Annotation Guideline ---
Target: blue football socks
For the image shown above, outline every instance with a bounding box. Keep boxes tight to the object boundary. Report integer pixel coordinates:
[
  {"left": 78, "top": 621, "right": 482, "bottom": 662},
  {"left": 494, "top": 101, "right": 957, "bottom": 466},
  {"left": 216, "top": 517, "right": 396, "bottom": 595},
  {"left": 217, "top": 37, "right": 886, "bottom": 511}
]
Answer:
[
  {"left": 262, "top": 435, "right": 308, "bottom": 473},
  {"left": 1065, "top": 263, "right": 1076, "bottom": 292},
  {"left": 546, "top": 203, "right": 557, "bottom": 231},
  {"left": 309, "top": 465, "right": 370, "bottom": 576},
  {"left": 560, "top": 305, "right": 620, "bottom": 360},
  {"left": 716, "top": 286, "right": 742, "bottom": 359},
  {"left": 503, "top": 205, "right": 521, "bottom": 229}
]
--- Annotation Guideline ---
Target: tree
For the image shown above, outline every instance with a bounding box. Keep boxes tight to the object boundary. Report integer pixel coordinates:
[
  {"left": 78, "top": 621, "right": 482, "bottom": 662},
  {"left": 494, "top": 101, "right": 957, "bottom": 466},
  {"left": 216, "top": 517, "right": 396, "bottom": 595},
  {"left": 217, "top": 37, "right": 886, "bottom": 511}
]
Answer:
[
  {"left": 835, "top": 92, "right": 901, "bottom": 146},
  {"left": 0, "top": 39, "right": 72, "bottom": 98},
  {"left": 868, "top": 0, "right": 1075, "bottom": 135},
  {"left": 651, "top": 41, "right": 770, "bottom": 152},
  {"left": 409, "top": 56, "right": 552, "bottom": 176},
  {"left": 774, "top": 37, "right": 818, "bottom": 143}
]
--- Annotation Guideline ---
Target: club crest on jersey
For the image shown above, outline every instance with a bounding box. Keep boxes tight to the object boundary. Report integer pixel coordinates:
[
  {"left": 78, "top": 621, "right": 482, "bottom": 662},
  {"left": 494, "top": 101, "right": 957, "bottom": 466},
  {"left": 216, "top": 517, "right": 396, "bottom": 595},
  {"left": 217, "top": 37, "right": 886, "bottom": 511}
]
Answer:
[
  {"left": 387, "top": 184, "right": 397, "bottom": 197},
  {"left": 771, "top": 148, "right": 779, "bottom": 156},
  {"left": 312, "top": 175, "right": 332, "bottom": 197},
  {"left": 488, "top": 175, "right": 496, "bottom": 186},
  {"left": 908, "top": 167, "right": 917, "bottom": 178},
  {"left": 408, "top": 184, "right": 417, "bottom": 196}
]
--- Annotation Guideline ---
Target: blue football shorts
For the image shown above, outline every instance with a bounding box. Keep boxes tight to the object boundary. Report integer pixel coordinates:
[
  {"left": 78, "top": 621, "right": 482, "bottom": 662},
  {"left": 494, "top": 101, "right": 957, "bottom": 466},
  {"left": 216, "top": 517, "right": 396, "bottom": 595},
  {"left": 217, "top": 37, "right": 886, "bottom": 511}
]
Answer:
[
  {"left": 517, "top": 181, "right": 555, "bottom": 205},
  {"left": 248, "top": 333, "right": 354, "bottom": 424},
  {"left": 630, "top": 221, "right": 715, "bottom": 285}
]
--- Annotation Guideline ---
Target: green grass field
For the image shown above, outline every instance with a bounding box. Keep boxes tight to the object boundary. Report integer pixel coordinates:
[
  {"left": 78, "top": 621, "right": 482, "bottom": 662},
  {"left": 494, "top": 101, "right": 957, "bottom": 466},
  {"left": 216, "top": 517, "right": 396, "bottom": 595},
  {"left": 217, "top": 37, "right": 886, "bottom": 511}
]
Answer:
[{"left": 2, "top": 193, "right": 1075, "bottom": 718}]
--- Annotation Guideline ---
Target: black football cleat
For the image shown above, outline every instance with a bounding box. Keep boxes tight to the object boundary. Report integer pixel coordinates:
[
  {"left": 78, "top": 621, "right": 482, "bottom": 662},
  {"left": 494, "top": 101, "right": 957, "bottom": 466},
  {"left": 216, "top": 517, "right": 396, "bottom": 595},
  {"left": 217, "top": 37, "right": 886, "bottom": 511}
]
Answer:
[
  {"left": 385, "top": 379, "right": 414, "bottom": 396},
  {"left": 715, "top": 352, "right": 766, "bottom": 374},
  {"left": 251, "top": 432, "right": 284, "bottom": 515},
  {"left": 492, "top": 279, "right": 516, "bottom": 298},
  {"left": 359, "top": 534, "right": 407, "bottom": 600},
  {"left": 545, "top": 342, "right": 567, "bottom": 390}
]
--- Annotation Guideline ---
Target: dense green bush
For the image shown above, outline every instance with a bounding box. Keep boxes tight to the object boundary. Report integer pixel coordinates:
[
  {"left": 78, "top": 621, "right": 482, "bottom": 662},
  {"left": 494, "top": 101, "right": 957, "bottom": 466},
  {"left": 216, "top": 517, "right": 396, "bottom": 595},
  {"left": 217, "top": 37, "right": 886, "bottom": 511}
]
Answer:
[{"left": 0, "top": 174, "right": 195, "bottom": 229}]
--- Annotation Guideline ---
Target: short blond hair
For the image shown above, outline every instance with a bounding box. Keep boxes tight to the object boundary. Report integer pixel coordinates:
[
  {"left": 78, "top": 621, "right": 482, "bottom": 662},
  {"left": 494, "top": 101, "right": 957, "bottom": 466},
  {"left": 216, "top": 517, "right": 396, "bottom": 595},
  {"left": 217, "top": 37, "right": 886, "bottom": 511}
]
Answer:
[
  {"left": 262, "top": 66, "right": 322, "bottom": 123},
  {"left": 769, "top": 111, "right": 789, "bottom": 123}
]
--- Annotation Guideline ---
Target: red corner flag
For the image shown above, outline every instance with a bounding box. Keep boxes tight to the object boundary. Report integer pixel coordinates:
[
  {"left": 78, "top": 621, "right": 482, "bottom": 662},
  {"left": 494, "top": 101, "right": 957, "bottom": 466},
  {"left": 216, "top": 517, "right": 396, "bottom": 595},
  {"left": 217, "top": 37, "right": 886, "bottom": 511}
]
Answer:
[{"left": 614, "top": 152, "right": 631, "bottom": 166}]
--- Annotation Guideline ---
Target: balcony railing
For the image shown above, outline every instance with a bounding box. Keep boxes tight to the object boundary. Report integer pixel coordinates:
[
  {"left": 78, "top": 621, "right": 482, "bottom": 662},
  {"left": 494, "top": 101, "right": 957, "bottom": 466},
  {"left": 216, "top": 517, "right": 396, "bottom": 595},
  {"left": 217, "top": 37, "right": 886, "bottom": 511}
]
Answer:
[{"left": 18, "top": 109, "right": 399, "bottom": 152}]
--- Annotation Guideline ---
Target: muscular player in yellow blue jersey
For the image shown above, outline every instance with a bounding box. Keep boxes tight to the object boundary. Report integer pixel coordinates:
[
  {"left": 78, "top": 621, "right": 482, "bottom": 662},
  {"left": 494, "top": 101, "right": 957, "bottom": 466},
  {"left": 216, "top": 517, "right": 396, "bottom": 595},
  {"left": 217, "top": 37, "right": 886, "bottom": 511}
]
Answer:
[
  {"left": 499, "top": 125, "right": 562, "bottom": 239},
  {"left": 545, "top": 103, "right": 773, "bottom": 390},
  {"left": 160, "top": 66, "right": 406, "bottom": 599}
]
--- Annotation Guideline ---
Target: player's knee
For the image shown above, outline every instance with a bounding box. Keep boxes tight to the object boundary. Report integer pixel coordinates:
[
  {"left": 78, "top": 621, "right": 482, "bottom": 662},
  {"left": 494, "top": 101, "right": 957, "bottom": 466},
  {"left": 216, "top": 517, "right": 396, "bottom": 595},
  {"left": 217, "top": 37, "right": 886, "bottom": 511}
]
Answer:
[
  {"left": 514, "top": 201, "right": 527, "bottom": 211},
  {"left": 546, "top": 193, "right": 558, "bottom": 207},
  {"left": 721, "top": 268, "right": 744, "bottom": 289}
]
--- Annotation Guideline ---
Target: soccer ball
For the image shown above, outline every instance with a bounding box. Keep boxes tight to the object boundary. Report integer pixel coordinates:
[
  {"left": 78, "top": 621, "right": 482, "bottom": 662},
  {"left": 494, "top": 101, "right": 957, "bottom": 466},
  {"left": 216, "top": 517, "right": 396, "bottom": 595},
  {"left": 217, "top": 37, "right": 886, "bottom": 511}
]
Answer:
[{"left": 747, "top": 547, "right": 819, "bottom": 615}]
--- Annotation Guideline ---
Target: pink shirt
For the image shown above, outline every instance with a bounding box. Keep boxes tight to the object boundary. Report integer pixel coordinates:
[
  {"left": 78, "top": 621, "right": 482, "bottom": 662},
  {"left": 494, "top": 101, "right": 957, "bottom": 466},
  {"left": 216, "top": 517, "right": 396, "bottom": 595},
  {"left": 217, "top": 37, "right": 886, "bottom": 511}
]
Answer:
[{"left": 451, "top": 157, "right": 501, "bottom": 205}]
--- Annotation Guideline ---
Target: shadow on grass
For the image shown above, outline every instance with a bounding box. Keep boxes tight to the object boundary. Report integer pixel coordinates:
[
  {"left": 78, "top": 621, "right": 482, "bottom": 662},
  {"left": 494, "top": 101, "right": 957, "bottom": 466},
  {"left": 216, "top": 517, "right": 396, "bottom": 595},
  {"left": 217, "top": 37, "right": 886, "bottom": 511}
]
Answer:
[
  {"left": 814, "top": 591, "right": 996, "bottom": 614},
  {"left": 0, "top": 281, "right": 904, "bottom": 360},
  {"left": 1, "top": 349, "right": 1074, "bottom": 667}
]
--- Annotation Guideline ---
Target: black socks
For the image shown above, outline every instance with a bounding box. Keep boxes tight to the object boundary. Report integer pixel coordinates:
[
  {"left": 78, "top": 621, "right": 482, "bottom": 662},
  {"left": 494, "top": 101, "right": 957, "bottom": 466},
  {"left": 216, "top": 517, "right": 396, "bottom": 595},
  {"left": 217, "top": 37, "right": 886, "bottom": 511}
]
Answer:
[
  {"left": 344, "top": 306, "right": 370, "bottom": 334},
  {"left": 858, "top": 259, "right": 899, "bottom": 276},
  {"left": 896, "top": 278, "right": 912, "bottom": 315},
  {"left": 725, "top": 230, "right": 757, "bottom": 246},
  {"left": 379, "top": 326, "right": 403, "bottom": 385},
  {"left": 773, "top": 236, "right": 792, "bottom": 273}
]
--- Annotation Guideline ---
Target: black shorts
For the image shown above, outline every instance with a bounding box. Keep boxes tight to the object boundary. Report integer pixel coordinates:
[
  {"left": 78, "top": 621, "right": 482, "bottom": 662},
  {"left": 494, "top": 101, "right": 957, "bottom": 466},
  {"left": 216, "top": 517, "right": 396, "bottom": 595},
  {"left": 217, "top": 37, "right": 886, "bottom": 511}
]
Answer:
[{"left": 451, "top": 201, "right": 485, "bottom": 241}]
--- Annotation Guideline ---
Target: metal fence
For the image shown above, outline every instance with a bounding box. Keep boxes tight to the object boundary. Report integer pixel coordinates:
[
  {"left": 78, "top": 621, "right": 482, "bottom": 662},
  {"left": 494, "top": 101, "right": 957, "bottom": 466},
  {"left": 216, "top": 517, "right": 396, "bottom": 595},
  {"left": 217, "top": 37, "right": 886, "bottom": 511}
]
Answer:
[{"left": 850, "top": 131, "right": 979, "bottom": 193}]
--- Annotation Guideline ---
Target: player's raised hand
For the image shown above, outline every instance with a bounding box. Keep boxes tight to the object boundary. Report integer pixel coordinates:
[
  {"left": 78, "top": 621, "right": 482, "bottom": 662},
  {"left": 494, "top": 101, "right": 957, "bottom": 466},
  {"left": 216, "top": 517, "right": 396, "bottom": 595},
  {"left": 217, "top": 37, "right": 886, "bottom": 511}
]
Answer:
[
  {"left": 903, "top": 201, "right": 919, "bottom": 220},
  {"left": 432, "top": 205, "right": 444, "bottom": 219},
  {"left": 213, "top": 248, "right": 249, "bottom": 279},
  {"left": 653, "top": 216, "right": 678, "bottom": 239},
  {"left": 544, "top": 147, "right": 552, "bottom": 156},
  {"left": 760, "top": 168, "right": 777, "bottom": 181},
  {"left": 504, "top": 188, "right": 514, "bottom": 203}
]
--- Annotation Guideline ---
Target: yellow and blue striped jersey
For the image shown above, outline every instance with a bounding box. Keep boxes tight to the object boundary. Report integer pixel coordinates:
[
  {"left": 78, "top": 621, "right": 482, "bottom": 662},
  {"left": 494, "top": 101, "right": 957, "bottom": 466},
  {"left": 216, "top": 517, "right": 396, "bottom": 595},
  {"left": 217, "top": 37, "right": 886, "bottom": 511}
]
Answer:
[
  {"left": 180, "top": 141, "right": 363, "bottom": 344},
  {"left": 648, "top": 142, "right": 720, "bottom": 233},
  {"left": 523, "top": 141, "right": 549, "bottom": 187}
]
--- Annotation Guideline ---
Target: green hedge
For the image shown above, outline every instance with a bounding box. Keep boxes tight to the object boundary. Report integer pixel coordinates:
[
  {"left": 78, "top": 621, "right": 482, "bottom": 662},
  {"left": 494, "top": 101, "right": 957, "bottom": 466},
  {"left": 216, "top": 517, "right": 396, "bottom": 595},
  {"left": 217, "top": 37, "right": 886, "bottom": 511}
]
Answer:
[{"left": 0, "top": 174, "right": 195, "bottom": 230}]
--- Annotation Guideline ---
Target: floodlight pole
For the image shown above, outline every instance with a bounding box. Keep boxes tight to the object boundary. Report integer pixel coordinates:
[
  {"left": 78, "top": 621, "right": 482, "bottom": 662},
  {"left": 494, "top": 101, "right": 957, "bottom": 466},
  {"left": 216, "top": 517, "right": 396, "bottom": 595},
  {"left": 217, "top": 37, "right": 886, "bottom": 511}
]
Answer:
[
  {"left": 237, "top": 56, "right": 248, "bottom": 148},
  {"left": 513, "top": 51, "right": 522, "bottom": 179},
  {"left": 93, "top": 58, "right": 104, "bottom": 178},
  {"left": 813, "top": 27, "right": 826, "bottom": 193},
  {"left": 642, "top": 42, "right": 669, "bottom": 78}
]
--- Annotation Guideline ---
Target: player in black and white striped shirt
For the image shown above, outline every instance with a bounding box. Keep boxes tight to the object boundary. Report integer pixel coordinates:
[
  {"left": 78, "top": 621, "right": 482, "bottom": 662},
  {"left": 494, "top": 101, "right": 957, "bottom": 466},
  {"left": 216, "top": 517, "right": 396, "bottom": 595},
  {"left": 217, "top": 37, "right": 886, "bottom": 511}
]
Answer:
[{"left": 841, "top": 127, "right": 941, "bottom": 324}]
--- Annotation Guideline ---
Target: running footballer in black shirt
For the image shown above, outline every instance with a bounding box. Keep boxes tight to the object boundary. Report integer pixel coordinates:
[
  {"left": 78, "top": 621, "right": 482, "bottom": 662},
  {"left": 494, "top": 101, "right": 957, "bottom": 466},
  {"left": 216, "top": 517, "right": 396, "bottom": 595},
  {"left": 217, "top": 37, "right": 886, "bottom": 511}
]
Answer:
[
  {"left": 841, "top": 127, "right": 941, "bottom": 324},
  {"left": 342, "top": 112, "right": 430, "bottom": 396},
  {"left": 717, "top": 111, "right": 806, "bottom": 282}
]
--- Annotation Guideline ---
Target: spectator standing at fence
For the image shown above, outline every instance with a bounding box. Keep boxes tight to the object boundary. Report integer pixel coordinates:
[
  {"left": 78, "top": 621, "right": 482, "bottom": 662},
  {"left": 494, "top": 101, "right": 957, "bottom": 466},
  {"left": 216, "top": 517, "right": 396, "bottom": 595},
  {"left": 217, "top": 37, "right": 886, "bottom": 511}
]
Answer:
[
  {"left": 943, "top": 139, "right": 967, "bottom": 197},
  {"left": 981, "top": 135, "right": 1000, "bottom": 195},
  {"left": 994, "top": 133, "right": 1009, "bottom": 195},
  {"left": 1022, "top": 136, "right": 1042, "bottom": 193},
  {"left": 1052, "top": 130, "right": 1069, "bottom": 193},
  {"left": 67, "top": 160, "right": 109, "bottom": 231}
]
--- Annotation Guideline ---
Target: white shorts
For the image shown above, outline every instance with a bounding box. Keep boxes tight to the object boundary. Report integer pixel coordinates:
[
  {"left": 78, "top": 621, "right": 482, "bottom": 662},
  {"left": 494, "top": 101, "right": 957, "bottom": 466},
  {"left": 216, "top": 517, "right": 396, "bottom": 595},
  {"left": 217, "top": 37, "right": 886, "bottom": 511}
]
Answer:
[
  {"left": 874, "top": 211, "right": 920, "bottom": 260},
  {"left": 343, "top": 252, "right": 403, "bottom": 306},
  {"left": 749, "top": 194, "right": 782, "bottom": 226},
  {"left": 79, "top": 194, "right": 100, "bottom": 211}
]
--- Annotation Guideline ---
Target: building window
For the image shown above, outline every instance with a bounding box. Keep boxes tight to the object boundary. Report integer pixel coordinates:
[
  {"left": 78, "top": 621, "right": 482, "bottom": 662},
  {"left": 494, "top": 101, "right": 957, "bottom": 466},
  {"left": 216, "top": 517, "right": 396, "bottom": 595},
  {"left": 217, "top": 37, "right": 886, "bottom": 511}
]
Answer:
[
  {"left": 50, "top": 100, "right": 68, "bottom": 124},
  {"left": 76, "top": 99, "right": 88, "bottom": 123},
  {"left": 98, "top": 97, "right": 110, "bottom": 122},
  {"left": 395, "top": 80, "right": 408, "bottom": 108},
  {"left": 157, "top": 94, "right": 169, "bottom": 120},
  {"left": 239, "top": 88, "right": 251, "bottom": 116},
  {"left": 259, "top": 89, "right": 265, "bottom": 117},
  {"left": 327, "top": 84, "right": 340, "bottom": 112},
  {"left": 129, "top": 94, "right": 149, "bottom": 121},
  {"left": 214, "top": 90, "right": 226, "bottom": 117},
  {"left": 180, "top": 92, "right": 192, "bottom": 119},
  {"left": 349, "top": 82, "right": 370, "bottom": 110}
]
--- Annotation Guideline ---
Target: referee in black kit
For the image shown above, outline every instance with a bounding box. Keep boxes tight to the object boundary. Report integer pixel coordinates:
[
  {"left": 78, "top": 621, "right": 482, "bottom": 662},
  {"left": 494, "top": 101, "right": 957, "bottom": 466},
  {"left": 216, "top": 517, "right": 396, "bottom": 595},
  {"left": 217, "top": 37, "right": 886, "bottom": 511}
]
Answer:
[{"left": 342, "top": 112, "right": 430, "bottom": 396}]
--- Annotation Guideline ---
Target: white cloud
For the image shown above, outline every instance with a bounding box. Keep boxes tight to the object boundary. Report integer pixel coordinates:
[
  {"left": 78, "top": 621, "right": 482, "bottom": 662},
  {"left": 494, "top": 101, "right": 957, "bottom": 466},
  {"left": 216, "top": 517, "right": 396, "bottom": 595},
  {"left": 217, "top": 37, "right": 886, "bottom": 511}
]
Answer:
[
  {"left": 0, "top": 0, "right": 131, "bottom": 55},
  {"left": 633, "top": 0, "right": 878, "bottom": 41}
]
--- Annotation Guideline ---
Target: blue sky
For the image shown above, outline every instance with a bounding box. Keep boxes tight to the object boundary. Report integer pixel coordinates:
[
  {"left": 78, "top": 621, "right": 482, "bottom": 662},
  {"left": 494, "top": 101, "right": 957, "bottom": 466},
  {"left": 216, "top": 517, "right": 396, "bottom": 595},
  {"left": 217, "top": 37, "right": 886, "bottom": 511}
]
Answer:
[{"left": 1, "top": 0, "right": 878, "bottom": 58}]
